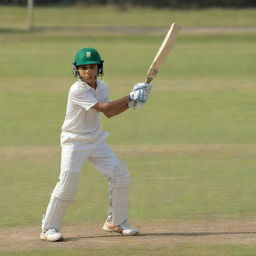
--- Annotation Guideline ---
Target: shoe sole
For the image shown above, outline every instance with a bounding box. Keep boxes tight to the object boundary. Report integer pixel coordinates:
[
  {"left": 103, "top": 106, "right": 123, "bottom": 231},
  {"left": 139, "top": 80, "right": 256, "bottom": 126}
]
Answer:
[
  {"left": 122, "top": 231, "right": 139, "bottom": 236},
  {"left": 102, "top": 226, "right": 117, "bottom": 232},
  {"left": 40, "top": 233, "right": 64, "bottom": 242},
  {"left": 103, "top": 225, "right": 139, "bottom": 236}
]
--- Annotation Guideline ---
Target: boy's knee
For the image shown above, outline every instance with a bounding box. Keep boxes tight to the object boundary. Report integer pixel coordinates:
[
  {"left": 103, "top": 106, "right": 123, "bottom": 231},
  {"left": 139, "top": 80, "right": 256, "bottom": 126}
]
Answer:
[
  {"left": 52, "top": 170, "right": 80, "bottom": 201},
  {"left": 111, "top": 162, "right": 130, "bottom": 188}
]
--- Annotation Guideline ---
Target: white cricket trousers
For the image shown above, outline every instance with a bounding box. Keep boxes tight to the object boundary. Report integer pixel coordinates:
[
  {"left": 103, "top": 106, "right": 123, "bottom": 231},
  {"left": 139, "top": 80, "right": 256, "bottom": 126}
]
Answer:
[{"left": 42, "top": 138, "right": 130, "bottom": 232}]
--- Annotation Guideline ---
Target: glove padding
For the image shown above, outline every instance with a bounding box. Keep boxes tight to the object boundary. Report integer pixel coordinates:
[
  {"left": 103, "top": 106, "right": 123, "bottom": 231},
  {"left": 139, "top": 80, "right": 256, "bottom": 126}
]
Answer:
[
  {"left": 129, "top": 89, "right": 148, "bottom": 103},
  {"left": 128, "top": 100, "right": 143, "bottom": 110},
  {"left": 133, "top": 82, "right": 152, "bottom": 94},
  {"left": 128, "top": 82, "right": 152, "bottom": 110}
]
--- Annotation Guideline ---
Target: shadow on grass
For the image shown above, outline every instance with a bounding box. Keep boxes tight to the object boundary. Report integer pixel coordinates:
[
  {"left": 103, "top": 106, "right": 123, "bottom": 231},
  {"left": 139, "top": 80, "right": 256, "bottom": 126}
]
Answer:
[
  {"left": 64, "top": 234, "right": 120, "bottom": 242},
  {"left": 0, "top": 27, "right": 29, "bottom": 33},
  {"left": 140, "top": 231, "right": 256, "bottom": 237},
  {"left": 64, "top": 231, "right": 256, "bottom": 242}
]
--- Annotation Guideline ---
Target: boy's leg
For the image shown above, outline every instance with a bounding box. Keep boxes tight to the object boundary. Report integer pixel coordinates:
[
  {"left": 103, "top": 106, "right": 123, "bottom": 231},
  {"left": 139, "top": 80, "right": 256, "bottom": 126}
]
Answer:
[
  {"left": 89, "top": 141, "right": 138, "bottom": 235},
  {"left": 41, "top": 171, "right": 80, "bottom": 232},
  {"left": 102, "top": 161, "right": 130, "bottom": 227},
  {"left": 41, "top": 146, "right": 89, "bottom": 239}
]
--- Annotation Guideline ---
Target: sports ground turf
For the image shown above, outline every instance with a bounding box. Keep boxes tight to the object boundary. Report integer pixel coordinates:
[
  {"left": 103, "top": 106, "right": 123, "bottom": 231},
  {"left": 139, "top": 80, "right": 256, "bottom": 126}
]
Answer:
[{"left": 0, "top": 6, "right": 256, "bottom": 256}]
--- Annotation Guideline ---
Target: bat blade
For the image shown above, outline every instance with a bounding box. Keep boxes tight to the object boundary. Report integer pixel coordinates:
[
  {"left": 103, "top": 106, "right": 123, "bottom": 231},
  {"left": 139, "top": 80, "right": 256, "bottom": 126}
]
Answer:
[{"left": 146, "top": 23, "right": 181, "bottom": 83}]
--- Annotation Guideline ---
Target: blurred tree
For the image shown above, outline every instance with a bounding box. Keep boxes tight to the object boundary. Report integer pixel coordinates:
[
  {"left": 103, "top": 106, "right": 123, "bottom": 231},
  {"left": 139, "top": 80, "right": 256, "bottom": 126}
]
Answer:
[{"left": 0, "top": 0, "right": 255, "bottom": 7}]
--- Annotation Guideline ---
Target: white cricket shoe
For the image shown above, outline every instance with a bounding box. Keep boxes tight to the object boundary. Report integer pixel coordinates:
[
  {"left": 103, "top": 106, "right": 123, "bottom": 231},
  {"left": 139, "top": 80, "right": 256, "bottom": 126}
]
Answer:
[
  {"left": 103, "top": 220, "right": 139, "bottom": 236},
  {"left": 40, "top": 228, "right": 63, "bottom": 242}
]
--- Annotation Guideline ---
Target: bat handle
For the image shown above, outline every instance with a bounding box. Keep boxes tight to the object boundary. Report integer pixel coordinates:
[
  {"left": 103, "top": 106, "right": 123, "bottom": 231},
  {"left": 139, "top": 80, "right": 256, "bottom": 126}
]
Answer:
[{"left": 145, "top": 77, "right": 153, "bottom": 84}]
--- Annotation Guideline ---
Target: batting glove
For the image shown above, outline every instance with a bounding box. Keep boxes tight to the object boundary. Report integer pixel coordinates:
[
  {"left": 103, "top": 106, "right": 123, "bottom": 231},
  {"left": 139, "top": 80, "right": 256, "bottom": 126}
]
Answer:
[
  {"left": 129, "top": 89, "right": 148, "bottom": 103},
  {"left": 133, "top": 82, "right": 152, "bottom": 94},
  {"left": 128, "top": 100, "right": 144, "bottom": 110}
]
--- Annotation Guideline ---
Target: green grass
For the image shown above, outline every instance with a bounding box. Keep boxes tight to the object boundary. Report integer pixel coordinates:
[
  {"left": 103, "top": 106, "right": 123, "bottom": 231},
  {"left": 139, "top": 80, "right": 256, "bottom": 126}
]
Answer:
[
  {"left": 0, "top": 6, "right": 256, "bottom": 30},
  {"left": 1, "top": 32, "right": 256, "bottom": 224},
  {"left": 1, "top": 144, "right": 256, "bottom": 228},
  {"left": 0, "top": 34, "right": 256, "bottom": 146},
  {"left": 1, "top": 8, "right": 256, "bottom": 255}
]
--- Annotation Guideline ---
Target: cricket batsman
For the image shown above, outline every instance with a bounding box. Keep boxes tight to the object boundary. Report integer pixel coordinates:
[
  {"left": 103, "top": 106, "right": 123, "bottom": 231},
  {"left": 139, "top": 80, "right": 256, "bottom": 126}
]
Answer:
[{"left": 40, "top": 47, "right": 152, "bottom": 241}]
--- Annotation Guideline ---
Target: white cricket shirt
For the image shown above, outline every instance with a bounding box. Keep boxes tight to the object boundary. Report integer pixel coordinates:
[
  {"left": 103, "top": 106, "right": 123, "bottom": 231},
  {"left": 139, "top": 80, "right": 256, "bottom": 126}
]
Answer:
[{"left": 61, "top": 79, "right": 109, "bottom": 144}]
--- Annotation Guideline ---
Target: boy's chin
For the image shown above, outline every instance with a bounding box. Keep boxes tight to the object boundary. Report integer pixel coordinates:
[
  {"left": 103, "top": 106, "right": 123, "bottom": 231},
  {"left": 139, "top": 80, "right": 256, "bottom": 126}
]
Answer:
[{"left": 82, "top": 77, "right": 97, "bottom": 86}]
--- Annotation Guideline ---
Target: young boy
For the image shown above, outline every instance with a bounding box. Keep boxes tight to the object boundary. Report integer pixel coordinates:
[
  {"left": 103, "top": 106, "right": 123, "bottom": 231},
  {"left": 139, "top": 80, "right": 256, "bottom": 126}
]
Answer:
[{"left": 40, "top": 47, "right": 152, "bottom": 241}]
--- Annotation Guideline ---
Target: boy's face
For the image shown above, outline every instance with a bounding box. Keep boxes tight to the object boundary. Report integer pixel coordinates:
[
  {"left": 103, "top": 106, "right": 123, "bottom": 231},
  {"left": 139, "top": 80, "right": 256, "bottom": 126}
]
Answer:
[{"left": 78, "top": 64, "right": 98, "bottom": 87}]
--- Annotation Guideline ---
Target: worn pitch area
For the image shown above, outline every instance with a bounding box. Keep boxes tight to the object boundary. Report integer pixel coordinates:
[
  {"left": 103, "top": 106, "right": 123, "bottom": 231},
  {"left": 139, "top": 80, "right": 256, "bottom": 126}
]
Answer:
[{"left": 1, "top": 219, "right": 256, "bottom": 250}]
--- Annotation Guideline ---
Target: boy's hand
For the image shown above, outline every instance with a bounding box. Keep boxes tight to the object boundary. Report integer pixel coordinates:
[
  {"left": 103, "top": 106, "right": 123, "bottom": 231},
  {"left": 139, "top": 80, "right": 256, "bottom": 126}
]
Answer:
[
  {"left": 128, "top": 82, "right": 153, "bottom": 110},
  {"left": 128, "top": 100, "right": 144, "bottom": 110},
  {"left": 129, "top": 89, "right": 148, "bottom": 103},
  {"left": 133, "top": 82, "right": 152, "bottom": 94}
]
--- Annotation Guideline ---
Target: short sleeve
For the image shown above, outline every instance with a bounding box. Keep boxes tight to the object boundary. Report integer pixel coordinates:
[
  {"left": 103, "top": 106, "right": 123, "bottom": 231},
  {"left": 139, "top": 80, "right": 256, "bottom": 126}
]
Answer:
[{"left": 70, "top": 87, "right": 97, "bottom": 111}]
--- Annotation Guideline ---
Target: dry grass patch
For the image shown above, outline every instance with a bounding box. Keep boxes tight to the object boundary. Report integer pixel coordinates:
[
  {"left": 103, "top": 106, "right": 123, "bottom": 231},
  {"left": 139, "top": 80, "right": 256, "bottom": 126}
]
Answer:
[{"left": 1, "top": 144, "right": 256, "bottom": 159}]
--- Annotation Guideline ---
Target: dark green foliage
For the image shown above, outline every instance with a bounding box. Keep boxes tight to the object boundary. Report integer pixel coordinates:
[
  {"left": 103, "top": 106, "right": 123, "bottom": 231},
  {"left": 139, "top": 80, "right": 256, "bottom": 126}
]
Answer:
[{"left": 0, "top": 0, "right": 256, "bottom": 8}]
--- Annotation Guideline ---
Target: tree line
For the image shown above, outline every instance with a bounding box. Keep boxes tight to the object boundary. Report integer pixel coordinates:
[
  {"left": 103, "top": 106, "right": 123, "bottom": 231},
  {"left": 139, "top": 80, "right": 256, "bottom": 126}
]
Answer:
[{"left": 1, "top": 0, "right": 256, "bottom": 8}]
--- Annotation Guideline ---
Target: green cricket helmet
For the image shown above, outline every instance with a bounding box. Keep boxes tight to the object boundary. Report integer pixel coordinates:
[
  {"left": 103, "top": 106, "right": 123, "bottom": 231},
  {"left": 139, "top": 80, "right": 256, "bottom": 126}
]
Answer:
[{"left": 73, "top": 47, "right": 104, "bottom": 76}]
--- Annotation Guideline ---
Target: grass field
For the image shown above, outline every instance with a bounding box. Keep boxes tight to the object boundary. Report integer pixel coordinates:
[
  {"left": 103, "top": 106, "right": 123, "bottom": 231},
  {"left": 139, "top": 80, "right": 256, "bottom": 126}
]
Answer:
[
  {"left": 1, "top": 5, "right": 256, "bottom": 256},
  {"left": 0, "top": 6, "right": 256, "bottom": 30}
]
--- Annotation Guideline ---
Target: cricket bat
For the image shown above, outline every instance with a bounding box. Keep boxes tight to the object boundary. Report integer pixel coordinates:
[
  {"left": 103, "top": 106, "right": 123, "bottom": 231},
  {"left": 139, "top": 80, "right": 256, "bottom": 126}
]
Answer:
[{"left": 145, "top": 23, "right": 181, "bottom": 84}]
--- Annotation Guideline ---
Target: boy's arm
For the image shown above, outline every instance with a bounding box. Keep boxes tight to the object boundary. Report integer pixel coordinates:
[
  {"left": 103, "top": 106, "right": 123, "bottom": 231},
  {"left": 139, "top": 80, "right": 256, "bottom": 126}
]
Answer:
[
  {"left": 92, "top": 83, "right": 151, "bottom": 118},
  {"left": 92, "top": 96, "right": 130, "bottom": 118},
  {"left": 103, "top": 103, "right": 129, "bottom": 118}
]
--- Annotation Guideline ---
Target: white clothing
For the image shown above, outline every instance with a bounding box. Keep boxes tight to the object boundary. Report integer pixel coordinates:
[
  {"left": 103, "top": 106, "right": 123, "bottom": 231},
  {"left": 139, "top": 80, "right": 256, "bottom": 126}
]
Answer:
[
  {"left": 61, "top": 139, "right": 121, "bottom": 176},
  {"left": 42, "top": 78, "right": 129, "bottom": 231},
  {"left": 42, "top": 139, "right": 125, "bottom": 231},
  {"left": 61, "top": 79, "right": 109, "bottom": 143}
]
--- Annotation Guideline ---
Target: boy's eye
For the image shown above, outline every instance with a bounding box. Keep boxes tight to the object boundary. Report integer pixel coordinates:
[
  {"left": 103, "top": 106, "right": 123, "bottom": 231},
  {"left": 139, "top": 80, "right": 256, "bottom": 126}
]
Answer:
[{"left": 79, "top": 65, "right": 97, "bottom": 70}]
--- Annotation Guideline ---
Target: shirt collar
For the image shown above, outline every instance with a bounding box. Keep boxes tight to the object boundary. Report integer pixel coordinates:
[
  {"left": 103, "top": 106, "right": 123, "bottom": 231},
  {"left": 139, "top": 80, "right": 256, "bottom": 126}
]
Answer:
[{"left": 78, "top": 80, "right": 100, "bottom": 91}]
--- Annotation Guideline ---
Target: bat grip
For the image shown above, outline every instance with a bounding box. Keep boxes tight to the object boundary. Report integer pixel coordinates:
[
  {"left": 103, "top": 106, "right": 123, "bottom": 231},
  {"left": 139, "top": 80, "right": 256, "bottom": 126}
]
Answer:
[{"left": 145, "top": 77, "right": 153, "bottom": 84}]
